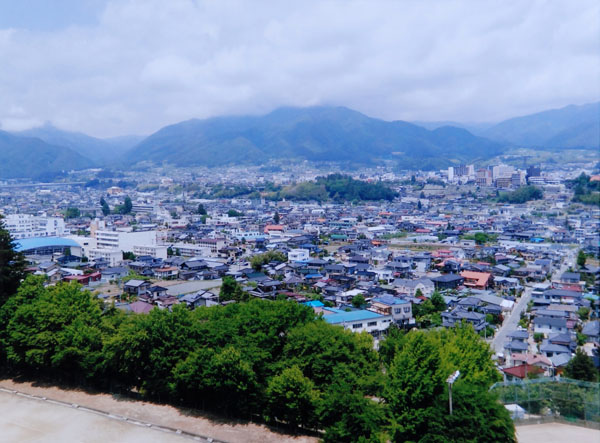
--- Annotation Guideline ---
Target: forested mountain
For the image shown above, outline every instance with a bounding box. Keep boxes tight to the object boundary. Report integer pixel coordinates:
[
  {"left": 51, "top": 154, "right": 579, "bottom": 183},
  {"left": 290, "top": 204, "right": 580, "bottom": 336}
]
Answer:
[
  {"left": 124, "top": 106, "right": 504, "bottom": 170},
  {"left": 0, "top": 130, "right": 93, "bottom": 179},
  {"left": 482, "top": 102, "right": 599, "bottom": 149},
  {"left": 16, "top": 124, "right": 141, "bottom": 164}
]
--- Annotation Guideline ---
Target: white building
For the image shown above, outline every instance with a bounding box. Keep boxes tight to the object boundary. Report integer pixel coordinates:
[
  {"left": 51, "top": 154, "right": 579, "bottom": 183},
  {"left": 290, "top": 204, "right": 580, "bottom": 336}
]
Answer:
[
  {"left": 288, "top": 248, "right": 310, "bottom": 262},
  {"left": 133, "top": 244, "right": 168, "bottom": 259},
  {"left": 323, "top": 309, "right": 392, "bottom": 337},
  {"left": 4, "top": 214, "right": 66, "bottom": 239}
]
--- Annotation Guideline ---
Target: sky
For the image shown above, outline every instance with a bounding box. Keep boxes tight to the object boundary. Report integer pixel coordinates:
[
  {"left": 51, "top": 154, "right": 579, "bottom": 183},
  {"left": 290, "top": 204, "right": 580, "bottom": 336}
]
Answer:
[{"left": 0, "top": 0, "right": 598, "bottom": 138}]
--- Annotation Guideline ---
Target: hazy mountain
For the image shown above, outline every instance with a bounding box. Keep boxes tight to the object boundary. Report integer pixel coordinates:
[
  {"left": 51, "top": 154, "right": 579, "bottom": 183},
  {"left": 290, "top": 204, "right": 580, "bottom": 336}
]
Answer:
[
  {"left": 411, "top": 120, "right": 494, "bottom": 134},
  {"left": 0, "top": 130, "right": 94, "bottom": 179},
  {"left": 482, "top": 102, "right": 599, "bottom": 148},
  {"left": 125, "top": 106, "right": 503, "bottom": 170},
  {"left": 16, "top": 124, "right": 141, "bottom": 163}
]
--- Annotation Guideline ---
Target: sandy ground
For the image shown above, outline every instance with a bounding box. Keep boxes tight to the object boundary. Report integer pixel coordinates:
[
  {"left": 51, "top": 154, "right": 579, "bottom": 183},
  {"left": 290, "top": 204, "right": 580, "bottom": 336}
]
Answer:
[
  {"left": 0, "top": 379, "right": 316, "bottom": 443},
  {"left": 516, "top": 423, "right": 600, "bottom": 443},
  {"left": 0, "top": 390, "right": 190, "bottom": 443}
]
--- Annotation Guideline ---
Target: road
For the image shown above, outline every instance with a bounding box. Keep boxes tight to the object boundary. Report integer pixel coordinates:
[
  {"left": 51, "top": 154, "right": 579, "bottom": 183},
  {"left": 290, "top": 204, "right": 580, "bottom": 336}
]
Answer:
[
  {"left": 490, "top": 247, "right": 577, "bottom": 355},
  {"left": 492, "top": 286, "right": 532, "bottom": 354}
]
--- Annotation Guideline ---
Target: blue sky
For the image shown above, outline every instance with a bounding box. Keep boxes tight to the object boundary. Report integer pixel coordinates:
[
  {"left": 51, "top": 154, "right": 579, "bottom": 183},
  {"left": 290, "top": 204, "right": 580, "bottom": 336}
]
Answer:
[
  {"left": 0, "top": 0, "right": 598, "bottom": 137},
  {"left": 0, "top": 0, "right": 106, "bottom": 31}
]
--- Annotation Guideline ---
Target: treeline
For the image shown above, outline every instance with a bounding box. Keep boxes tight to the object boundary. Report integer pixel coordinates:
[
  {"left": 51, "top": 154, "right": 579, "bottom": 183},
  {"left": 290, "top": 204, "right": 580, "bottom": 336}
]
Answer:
[
  {"left": 278, "top": 174, "right": 398, "bottom": 202},
  {"left": 568, "top": 173, "right": 600, "bottom": 206},
  {"left": 0, "top": 276, "right": 515, "bottom": 442},
  {"left": 498, "top": 185, "right": 543, "bottom": 204}
]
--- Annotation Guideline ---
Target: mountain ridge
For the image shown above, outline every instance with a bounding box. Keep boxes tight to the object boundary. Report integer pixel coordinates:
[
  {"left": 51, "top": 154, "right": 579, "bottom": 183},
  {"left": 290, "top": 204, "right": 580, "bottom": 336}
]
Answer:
[{"left": 124, "top": 106, "right": 504, "bottom": 170}]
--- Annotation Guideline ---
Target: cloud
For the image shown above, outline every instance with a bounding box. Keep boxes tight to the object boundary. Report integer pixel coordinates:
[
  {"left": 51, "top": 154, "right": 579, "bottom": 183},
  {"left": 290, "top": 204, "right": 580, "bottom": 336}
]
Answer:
[{"left": 0, "top": 0, "right": 598, "bottom": 137}]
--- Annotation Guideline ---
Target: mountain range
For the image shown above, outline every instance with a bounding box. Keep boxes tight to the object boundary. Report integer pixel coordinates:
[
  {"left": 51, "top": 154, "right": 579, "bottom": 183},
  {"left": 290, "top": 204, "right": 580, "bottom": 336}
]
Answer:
[
  {"left": 0, "top": 102, "right": 597, "bottom": 178},
  {"left": 0, "top": 130, "right": 93, "bottom": 179},
  {"left": 123, "top": 106, "right": 503, "bottom": 170},
  {"left": 15, "top": 124, "right": 144, "bottom": 164}
]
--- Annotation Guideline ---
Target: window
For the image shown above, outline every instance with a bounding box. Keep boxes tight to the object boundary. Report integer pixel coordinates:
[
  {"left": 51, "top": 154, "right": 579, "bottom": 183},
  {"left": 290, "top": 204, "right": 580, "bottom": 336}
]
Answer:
[
  {"left": 394, "top": 308, "right": 402, "bottom": 314},
  {"left": 404, "top": 306, "right": 411, "bottom": 313},
  {"left": 352, "top": 323, "right": 363, "bottom": 329},
  {"left": 367, "top": 321, "right": 377, "bottom": 327}
]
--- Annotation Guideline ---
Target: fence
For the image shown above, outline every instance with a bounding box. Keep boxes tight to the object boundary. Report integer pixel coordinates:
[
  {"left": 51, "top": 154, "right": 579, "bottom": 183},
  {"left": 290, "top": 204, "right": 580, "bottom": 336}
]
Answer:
[{"left": 490, "top": 377, "right": 600, "bottom": 425}]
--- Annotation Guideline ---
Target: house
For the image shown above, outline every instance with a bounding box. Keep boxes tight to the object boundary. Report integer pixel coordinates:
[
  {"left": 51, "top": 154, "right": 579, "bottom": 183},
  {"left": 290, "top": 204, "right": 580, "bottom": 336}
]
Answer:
[
  {"left": 582, "top": 320, "right": 600, "bottom": 344},
  {"left": 441, "top": 308, "right": 487, "bottom": 332},
  {"left": 369, "top": 295, "right": 414, "bottom": 327},
  {"left": 460, "top": 271, "right": 493, "bottom": 290},
  {"left": 322, "top": 308, "right": 393, "bottom": 338},
  {"left": 392, "top": 277, "right": 435, "bottom": 297},
  {"left": 153, "top": 266, "right": 179, "bottom": 279},
  {"left": 431, "top": 274, "right": 464, "bottom": 290},
  {"left": 504, "top": 330, "right": 529, "bottom": 354},
  {"left": 127, "top": 300, "right": 154, "bottom": 314},
  {"left": 148, "top": 285, "right": 168, "bottom": 300},
  {"left": 533, "top": 316, "right": 569, "bottom": 335},
  {"left": 124, "top": 279, "right": 151, "bottom": 296}
]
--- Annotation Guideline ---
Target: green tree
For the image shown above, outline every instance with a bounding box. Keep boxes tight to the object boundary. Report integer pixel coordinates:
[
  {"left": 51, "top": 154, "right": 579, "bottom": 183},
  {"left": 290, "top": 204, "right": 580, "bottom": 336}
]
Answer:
[
  {"left": 564, "top": 349, "right": 598, "bottom": 382},
  {"left": 250, "top": 250, "right": 287, "bottom": 271},
  {"left": 0, "top": 217, "right": 26, "bottom": 306},
  {"left": 430, "top": 291, "right": 446, "bottom": 311},
  {"left": 577, "top": 249, "right": 587, "bottom": 268},
  {"left": 228, "top": 209, "right": 243, "bottom": 217},
  {"left": 273, "top": 211, "right": 280, "bottom": 224},
  {"left": 197, "top": 203, "right": 207, "bottom": 215},
  {"left": 64, "top": 207, "right": 81, "bottom": 219},
  {"left": 351, "top": 294, "right": 366, "bottom": 308},
  {"left": 100, "top": 197, "right": 110, "bottom": 216},
  {"left": 319, "top": 382, "right": 384, "bottom": 443},
  {"left": 122, "top": 251, "right": 136, "bottom": 261},
  {"left": 1, "top": 278, "right": 110, "bottom": 380},
  {"left": 266, "top": 365, "right": 320, "bottom": 429},
  {"left": 384, "top": 331, "right": 444, "bottom": 441},
  {"left": 219, "top": 276, "right": 248, "bottom": 302},
  {"left": 124, "top": 196, "right": 133, "bottom": 214}
]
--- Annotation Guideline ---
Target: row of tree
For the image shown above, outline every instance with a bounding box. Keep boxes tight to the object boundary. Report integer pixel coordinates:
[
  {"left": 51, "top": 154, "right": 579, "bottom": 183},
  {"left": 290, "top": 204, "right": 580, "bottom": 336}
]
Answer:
[{"left": 0, "top": 273, "right": 516, "bottom": 441}]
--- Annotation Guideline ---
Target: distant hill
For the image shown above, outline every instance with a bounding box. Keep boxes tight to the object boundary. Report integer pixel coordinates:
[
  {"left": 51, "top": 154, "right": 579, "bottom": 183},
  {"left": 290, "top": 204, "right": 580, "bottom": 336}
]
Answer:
[
  {"left": 0, "top": 131, "right": 94, "bottom": 179},
  {"left": 482, "top": 102, "right": 599, "bottom": 149},
  {"left": 125, "top": 106, "right": 504, "bottom": 170},
  {"left": 16, "top": 124, "right": 142, "bottom": 164},
  {"left": 410, "top": 120, "right": 494, "bottom": 134}
]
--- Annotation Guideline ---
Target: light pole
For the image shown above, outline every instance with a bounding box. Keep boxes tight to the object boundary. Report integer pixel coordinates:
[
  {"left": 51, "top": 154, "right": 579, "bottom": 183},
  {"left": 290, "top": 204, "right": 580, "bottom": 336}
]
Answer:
[{"left": 446, "top": 370, "right": 460, "bottom": 415}]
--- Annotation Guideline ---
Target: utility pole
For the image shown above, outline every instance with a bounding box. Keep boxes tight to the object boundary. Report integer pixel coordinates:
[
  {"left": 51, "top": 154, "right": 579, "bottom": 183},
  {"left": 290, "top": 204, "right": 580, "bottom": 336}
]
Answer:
[{"left": 447, "top": 370, "right": 460, "bottom": 415}]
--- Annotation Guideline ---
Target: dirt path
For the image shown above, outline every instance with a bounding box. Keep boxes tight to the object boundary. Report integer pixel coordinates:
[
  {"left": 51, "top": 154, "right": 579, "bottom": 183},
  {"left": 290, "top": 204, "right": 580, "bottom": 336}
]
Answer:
[{"left": 0, "top": 379, "right": 317, "bottom": 443}]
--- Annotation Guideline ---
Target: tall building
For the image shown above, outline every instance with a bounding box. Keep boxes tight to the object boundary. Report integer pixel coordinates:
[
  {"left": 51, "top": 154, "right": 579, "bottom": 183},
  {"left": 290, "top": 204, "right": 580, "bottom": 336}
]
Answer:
[
  {"left": 476, "top": 169, "right": 493, "bottom": 186},
  {"left": 3, "top": 214, "right": 66, "bottom": 239}
]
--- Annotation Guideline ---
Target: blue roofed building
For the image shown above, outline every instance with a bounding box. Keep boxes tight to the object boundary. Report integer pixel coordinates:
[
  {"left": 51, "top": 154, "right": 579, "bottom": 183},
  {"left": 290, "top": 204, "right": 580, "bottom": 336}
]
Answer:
[
  {"left": 15, "top": 237, "right": 82, "bottom": 256},
  {"left": 322, "top": 308, "right": 392, "bottom": 337}
]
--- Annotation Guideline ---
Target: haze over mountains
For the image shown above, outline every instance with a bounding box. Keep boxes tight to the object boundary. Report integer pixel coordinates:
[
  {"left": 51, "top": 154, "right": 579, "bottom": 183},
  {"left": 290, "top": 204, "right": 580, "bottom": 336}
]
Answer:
[{"left": 1, "top": 102, "right": 598, "bottom": 178}]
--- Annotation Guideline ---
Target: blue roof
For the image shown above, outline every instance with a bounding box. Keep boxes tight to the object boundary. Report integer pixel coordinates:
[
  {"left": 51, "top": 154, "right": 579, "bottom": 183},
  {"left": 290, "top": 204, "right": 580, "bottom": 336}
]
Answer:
[
  {"left": 15, "top": 237, "right": 80, "bottom": 252},
  {"left": 372, "top": 295, "right": 409, "bottom": 306},
  {"left": 303, "top": 300, "right": 324, "bottom": 307},
  {"left": 323, "top": 309, "right": 383, "bottom": 324}
]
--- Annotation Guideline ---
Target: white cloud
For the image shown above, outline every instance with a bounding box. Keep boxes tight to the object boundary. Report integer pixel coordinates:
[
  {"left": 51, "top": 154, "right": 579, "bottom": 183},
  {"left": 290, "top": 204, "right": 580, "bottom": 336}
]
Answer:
[{"left": 0, "top": 0, "right": 598, "bottom": 137}]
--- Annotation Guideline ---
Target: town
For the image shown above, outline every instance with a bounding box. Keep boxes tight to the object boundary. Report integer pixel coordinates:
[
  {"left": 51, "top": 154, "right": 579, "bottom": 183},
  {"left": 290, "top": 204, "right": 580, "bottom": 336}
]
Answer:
[{"left": 2, "top": 157, "right": 598, "bottom": 388}]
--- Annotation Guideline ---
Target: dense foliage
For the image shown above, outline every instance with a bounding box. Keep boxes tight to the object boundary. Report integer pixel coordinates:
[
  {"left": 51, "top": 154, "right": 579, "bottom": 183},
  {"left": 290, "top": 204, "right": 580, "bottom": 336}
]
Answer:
[
  {"left": 569, "top": 173, "right": 600, "bottom": 206},
  {"left": 0, "top": 272, "right": 514, "bottom": 441},
  {"left": 250, "top": 250, "right": 288, "bottom": 271},
  {"left": 0, "top": 217, "right": 26, "bottom": 306},
  {"left": 498, "top": 185, "right": 543, "bottom": 204},
  {"left": 280, "top": 174, "right": 398, "bottom": 202}
]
